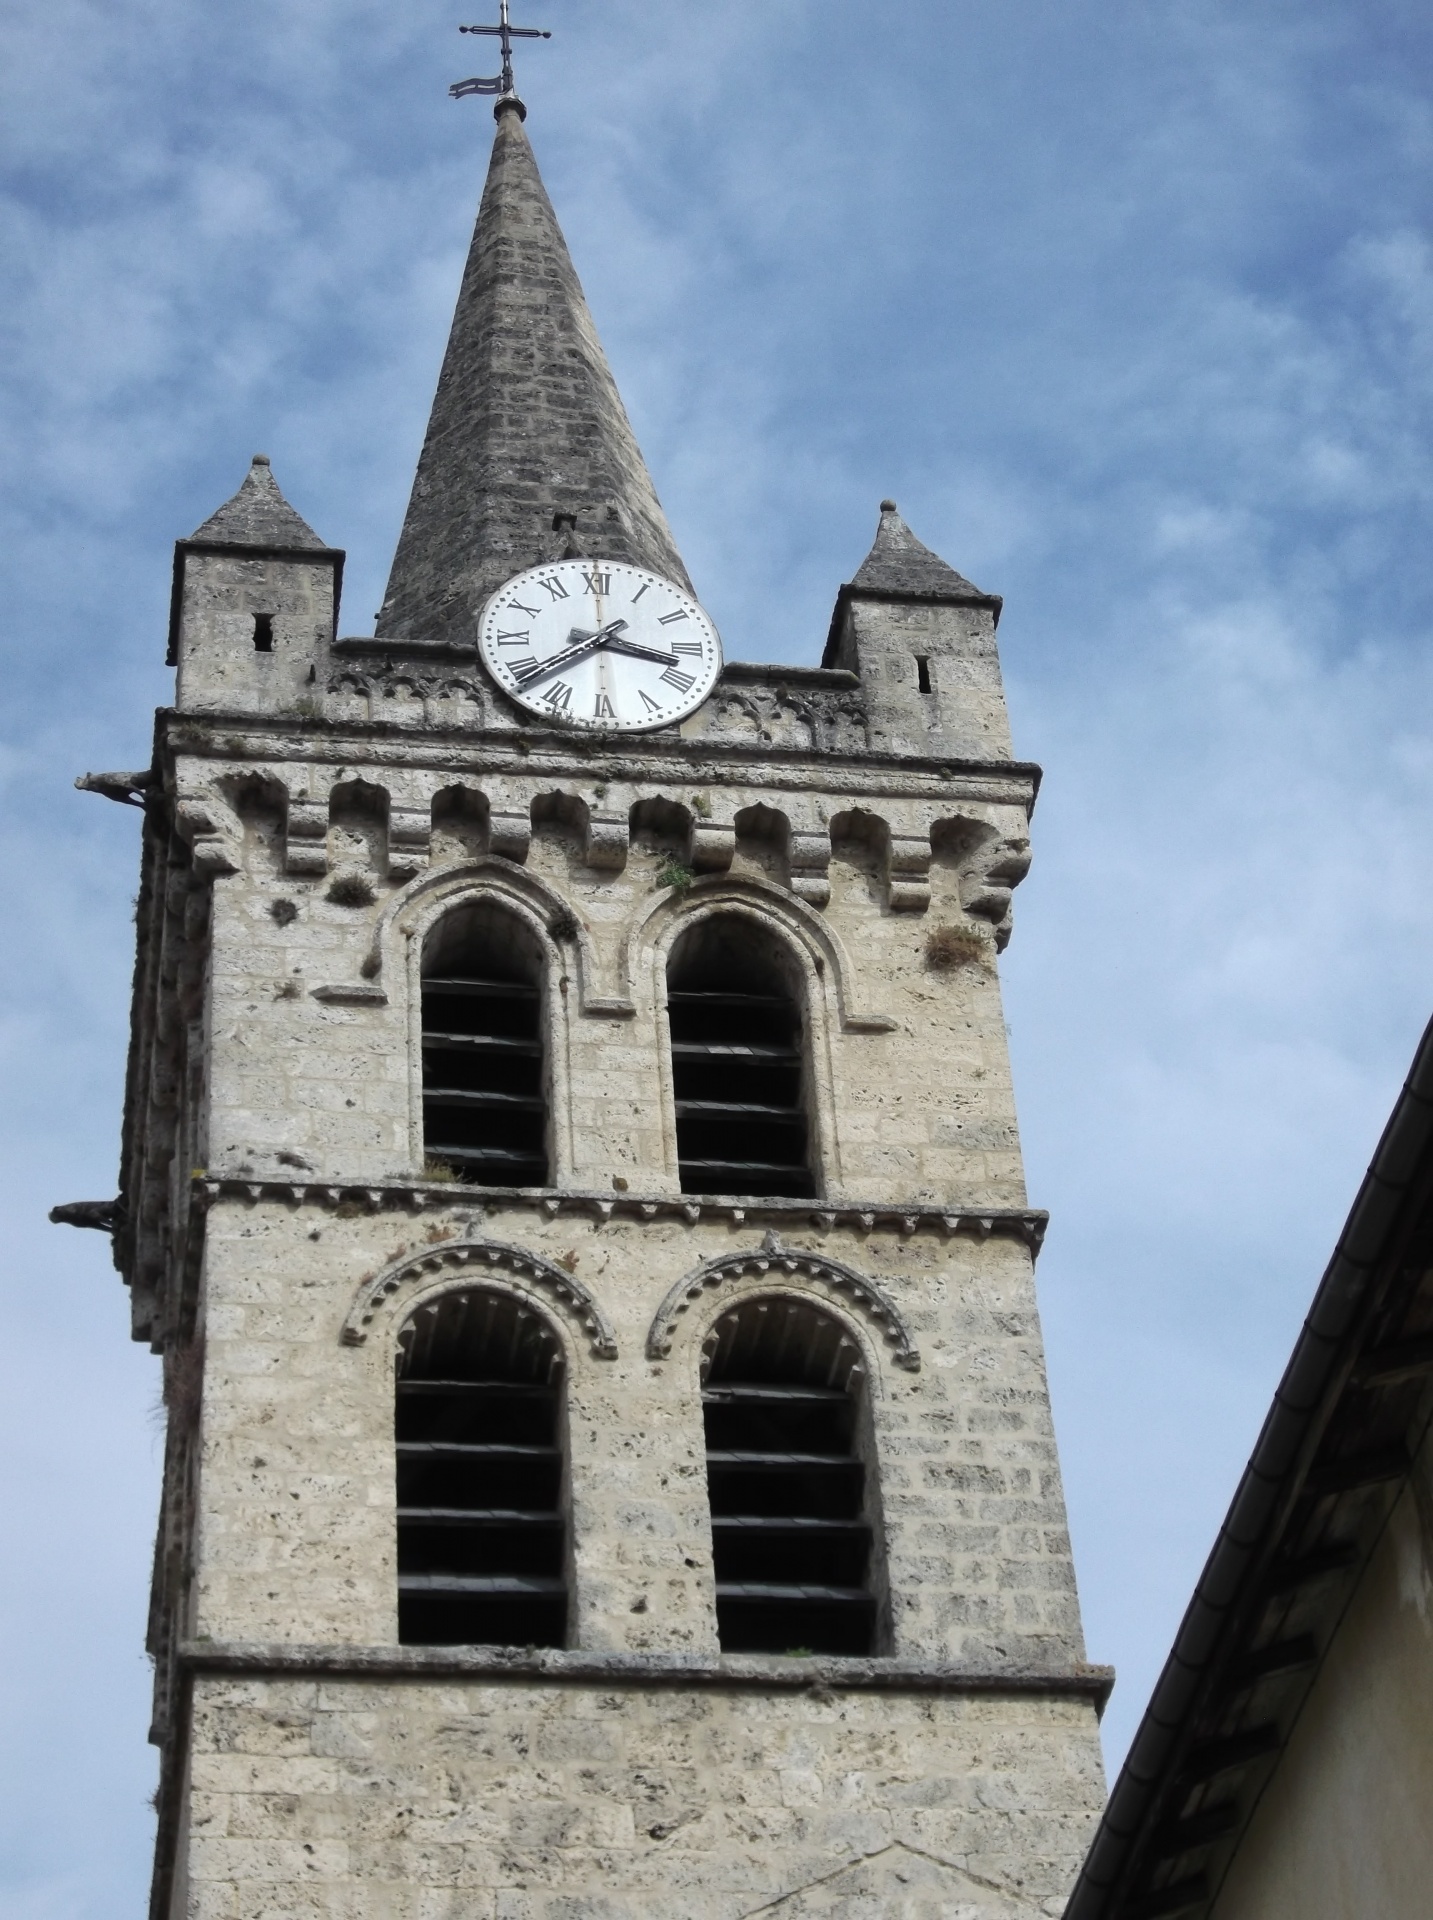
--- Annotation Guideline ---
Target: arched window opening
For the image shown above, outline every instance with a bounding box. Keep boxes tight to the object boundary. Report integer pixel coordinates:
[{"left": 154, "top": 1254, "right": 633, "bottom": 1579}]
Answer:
[
  {"left": 667, "top": 915, "right": 812, "bottom": 1198},
  {"left": 702, "top": 1296, "right": 881, "bottom": 1655},
  {"left": 396, "top": 1287, "right": 568, "bottom": 1647},
  {"left": 421, "top": 902, "right": 549, "bottom": 1186}
]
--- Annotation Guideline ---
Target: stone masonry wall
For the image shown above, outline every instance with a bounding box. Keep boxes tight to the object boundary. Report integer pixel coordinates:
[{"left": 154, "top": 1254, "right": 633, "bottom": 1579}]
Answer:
[
  {"left": 184, "top": 754, "right": 1031, "bottom": 1209},
  {"left": 175, "top": 1675, "right": 1105, "bottom": 1920},
  {"left": 192, "top": 1202, "right": 1083, "bottom": 1665}
]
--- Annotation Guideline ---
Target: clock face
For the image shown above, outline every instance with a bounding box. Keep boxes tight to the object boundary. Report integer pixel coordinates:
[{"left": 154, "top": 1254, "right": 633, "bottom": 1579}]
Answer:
[{"left": 477, "top": 559, "right": 723, "bottom": 731}]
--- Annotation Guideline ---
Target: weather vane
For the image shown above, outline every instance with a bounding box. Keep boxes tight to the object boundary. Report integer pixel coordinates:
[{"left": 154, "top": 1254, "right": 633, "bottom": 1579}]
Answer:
[{"left": 451, "top": 0, "right": 551, "bottom": 105}]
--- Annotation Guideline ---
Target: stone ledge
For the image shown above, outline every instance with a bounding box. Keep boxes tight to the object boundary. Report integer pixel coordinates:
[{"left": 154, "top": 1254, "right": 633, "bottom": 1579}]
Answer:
[
  {"left": 193, "top": 1176, "right": 1048, "bottom": 1251},
  {"left": 720, "top": 662, "right": 861, "bottom": 691},
  {"left": 179, "top": 1639, "right": 1114, "bottom": 1707},
  {"left": 159, "top": 707, "right": 1042, "bottom": 796}
]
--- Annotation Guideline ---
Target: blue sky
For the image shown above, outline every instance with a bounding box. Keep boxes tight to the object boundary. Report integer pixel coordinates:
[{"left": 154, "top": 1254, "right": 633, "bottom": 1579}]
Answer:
[{"left": 4, "top": 2, "right": 1433, "bottom": 1913}]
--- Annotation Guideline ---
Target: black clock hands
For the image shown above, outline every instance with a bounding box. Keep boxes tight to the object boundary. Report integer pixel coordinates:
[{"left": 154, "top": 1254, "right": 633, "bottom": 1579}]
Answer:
[
  {"left": 512, "top": 618, "right": 629, "bottom": 686},
  {"left": 511, "top": 620, "right": 691, "bottom": 688}
]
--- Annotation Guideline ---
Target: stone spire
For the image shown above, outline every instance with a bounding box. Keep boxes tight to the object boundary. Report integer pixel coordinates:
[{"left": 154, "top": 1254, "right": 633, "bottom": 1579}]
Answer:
[{"left": 376, "top": 100, "right": 692, "bottom": 648}]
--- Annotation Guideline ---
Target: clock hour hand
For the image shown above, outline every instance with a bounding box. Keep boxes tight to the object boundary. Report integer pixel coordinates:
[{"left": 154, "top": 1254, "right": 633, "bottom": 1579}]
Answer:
[
  {"left": 512, "top": 618, "right": 628, "bottom": 686},
  {"left": 600, "top": 634, "right": 689, "bottom": 668}
]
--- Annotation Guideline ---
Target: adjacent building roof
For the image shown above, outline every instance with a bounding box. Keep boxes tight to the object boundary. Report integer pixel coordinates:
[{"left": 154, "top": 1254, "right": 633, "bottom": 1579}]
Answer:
[
  {"left": 1066, "top": 1016, "right": 1433, "bottom": 1920},
  {"left": 375, "top": 98, "right": 692, "bottom": 649}
]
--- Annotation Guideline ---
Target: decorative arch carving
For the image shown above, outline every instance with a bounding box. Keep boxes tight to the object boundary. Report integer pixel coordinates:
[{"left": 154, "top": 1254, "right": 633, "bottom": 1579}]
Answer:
[
  {"left": 361, "top": 856, "right": 595, "bottom": 995},
  {"left": 624, "top": 873, "right": 894, "bottom": 1033},
  {"left": 646, "top": 1235, "right": 920, "bottom": 1374},
  {"left": 342, "top": 1236, "right": 618, "bottom": 1358}
]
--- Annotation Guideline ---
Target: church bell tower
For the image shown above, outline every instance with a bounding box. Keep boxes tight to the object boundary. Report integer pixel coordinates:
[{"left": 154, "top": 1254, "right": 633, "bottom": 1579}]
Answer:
[{"left": 86, "top": 60, "right": 1111, "bottom": 1920}]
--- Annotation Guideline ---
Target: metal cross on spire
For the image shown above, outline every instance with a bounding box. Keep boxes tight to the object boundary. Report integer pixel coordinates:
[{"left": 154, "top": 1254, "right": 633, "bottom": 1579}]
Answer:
[{"left": 450, "top": 0, "right": 551, "bottom": 105}]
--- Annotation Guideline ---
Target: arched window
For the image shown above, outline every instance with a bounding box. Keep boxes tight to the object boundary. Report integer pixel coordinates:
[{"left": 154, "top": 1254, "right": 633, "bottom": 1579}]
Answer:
[
  {"left": 421, "top": 902, "right": 549, "bottom": 1186},
  {"left": 395, "top": 1288, "right": 568, "bottom": 1647},
  {"left": 667, "top": 914, "right": 813, "bottom": 1197},
  {"left": 702, "top": 1296, "right": 881, "bottom": 1655}
]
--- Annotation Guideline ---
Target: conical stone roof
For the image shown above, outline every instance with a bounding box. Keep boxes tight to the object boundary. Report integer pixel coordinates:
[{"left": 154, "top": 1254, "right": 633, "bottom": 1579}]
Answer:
[
  {"left": 848, "top": 501, "right": 990, "bottom": 603},
  {"left": 188, "top": 455, "right": 330, "bottom": 550},
  {"left": 376, "top": 100, "right": 692, "bottom": 648}
]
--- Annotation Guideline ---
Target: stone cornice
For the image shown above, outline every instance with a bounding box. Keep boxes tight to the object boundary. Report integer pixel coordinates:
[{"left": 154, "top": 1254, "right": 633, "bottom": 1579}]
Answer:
[
  {"left": 192, "top": 1175, "right": 1048, "bottom": 1252},
  {"left": 179, "top": 1639, "right": 1113, "bottom": 1708},
  {"left": 155, "top": 707, "right": 1042, "bottom": 806}
]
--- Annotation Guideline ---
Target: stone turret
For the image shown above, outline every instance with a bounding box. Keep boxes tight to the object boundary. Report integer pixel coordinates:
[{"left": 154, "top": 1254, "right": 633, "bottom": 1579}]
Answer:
[
  {"left": 169, "top": 454, "right": 344, "bottom": 715},
  {"left": 824, "top": 500, "right": 1012, "bottom": 760}
]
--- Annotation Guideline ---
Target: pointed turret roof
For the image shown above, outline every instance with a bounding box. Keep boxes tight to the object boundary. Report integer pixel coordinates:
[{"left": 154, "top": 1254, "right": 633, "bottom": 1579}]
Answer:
[
  {"left": 188, "top": 454, "right": 329, "bottom": 550},
  {"left": 376, "top": 100, "right": 692, "bottom": 647},
  {"left": 822, "top": 500, "right": 1001, "bottom": 664},
  {"left": 849, "top": 500, "right": 990, "bottom": 602}
]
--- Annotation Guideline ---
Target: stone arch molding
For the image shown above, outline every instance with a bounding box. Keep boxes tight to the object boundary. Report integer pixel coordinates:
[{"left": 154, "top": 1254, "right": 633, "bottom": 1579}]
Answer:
[
  {"left": 627, "top": 874, "right": 895, "bottom": 1033},
  {"left": 646, "top": 1234, "right": 921, "bottom": 1375},
  {"left": 341, "top": 1237, "right": 619, "bottom": 1359},
  {"left": 359, "top": 857, "right": 612, "bottom": 1007}
]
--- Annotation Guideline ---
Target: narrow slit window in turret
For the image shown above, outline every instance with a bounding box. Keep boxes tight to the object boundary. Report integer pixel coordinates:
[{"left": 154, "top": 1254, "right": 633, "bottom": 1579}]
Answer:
[
  {"left": 667, "top": 914, "right": 812, "bottom": 1198},
  {"left": 396, "top": 1288, "right": 568, "bottom": 1649},
  {"left": 421, "top": 902, "right": 549, "bottom": 1186},
  {"left": 703, "top": 1296, "right": 881, "bottom": 1656}
]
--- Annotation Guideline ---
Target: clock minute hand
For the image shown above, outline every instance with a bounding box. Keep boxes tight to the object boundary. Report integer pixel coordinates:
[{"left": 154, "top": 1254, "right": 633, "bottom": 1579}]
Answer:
[{"left": 512, "top": 619, "right": 628, "bottom": 687}]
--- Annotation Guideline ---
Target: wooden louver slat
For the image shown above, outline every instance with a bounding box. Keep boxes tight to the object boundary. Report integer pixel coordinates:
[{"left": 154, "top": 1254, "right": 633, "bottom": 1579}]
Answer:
[
  {"left": 396, "top": 1289, "right": 568, "bottom": 1649},
  {"left": 421, "top": 961, "right": 548, "bottom": 1186},
  {"left": 703, "top": 1300, "right": 878, "bottom": 1656}
]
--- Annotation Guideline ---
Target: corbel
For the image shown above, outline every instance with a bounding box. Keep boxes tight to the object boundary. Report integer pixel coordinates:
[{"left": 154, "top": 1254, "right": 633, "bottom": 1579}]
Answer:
[
  {"left": 174, "top": 792, "right": 238, "bottom": 877},
  {"left": 582, "top": 811, "right": 629, "bottom": 872},
  {"left": 283, "top": 789, "right": 329, "bottom": 877},
  {"left": 387, "top": 806, "right": 431, "bottom": 883},
  {"left": 488, "top": 810, "right": 531, "bottom": 863},
  {"left": 886, "top": 833, "right": 932, "bottom": 913},
  {"left": 687, "top": 818, "right": 736, "bottom": 873},
  {"left": 787, "top": 828, "right": 832, "bottom": 908}
]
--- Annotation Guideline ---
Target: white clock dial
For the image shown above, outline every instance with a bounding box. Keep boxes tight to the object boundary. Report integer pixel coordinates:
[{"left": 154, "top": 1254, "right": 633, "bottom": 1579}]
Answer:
[{"left": 477, "top": 559, "right": 722, "bottom": 732}]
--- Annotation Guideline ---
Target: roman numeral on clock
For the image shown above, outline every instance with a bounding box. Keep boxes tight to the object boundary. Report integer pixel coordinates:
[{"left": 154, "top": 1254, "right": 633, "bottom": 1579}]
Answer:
[
  {"left": 638, "top": 690, "right": 661, "bottom": 715},
  {"left": 541, "top": 680, "right": 573, "bottom": 712},
  {"left": 670, "top": 640, "right": 703, "bottom": 656},
  {"left": 657, "top": 609, "right": 690, "bottom": 625},
  {"left": 660, "top": 664, "right": 696, "bottom": 694},
  {"left": 594, "top": 691, "right": 616, "bottom": 719},
  {"left": 509, "top": 655, "right": 541, "bottom": 682},
  {"left": 508, "top": 599, "right": 541, "bottom": 618},
  {"left": 495, "top": 630, "right": 531, "bottom": 646},
  {"left": 583, "top": 570, "right": 611, "bottom": 596},
  {"left": 537, "top": 575, "right": 569, "bottom": 601}
]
